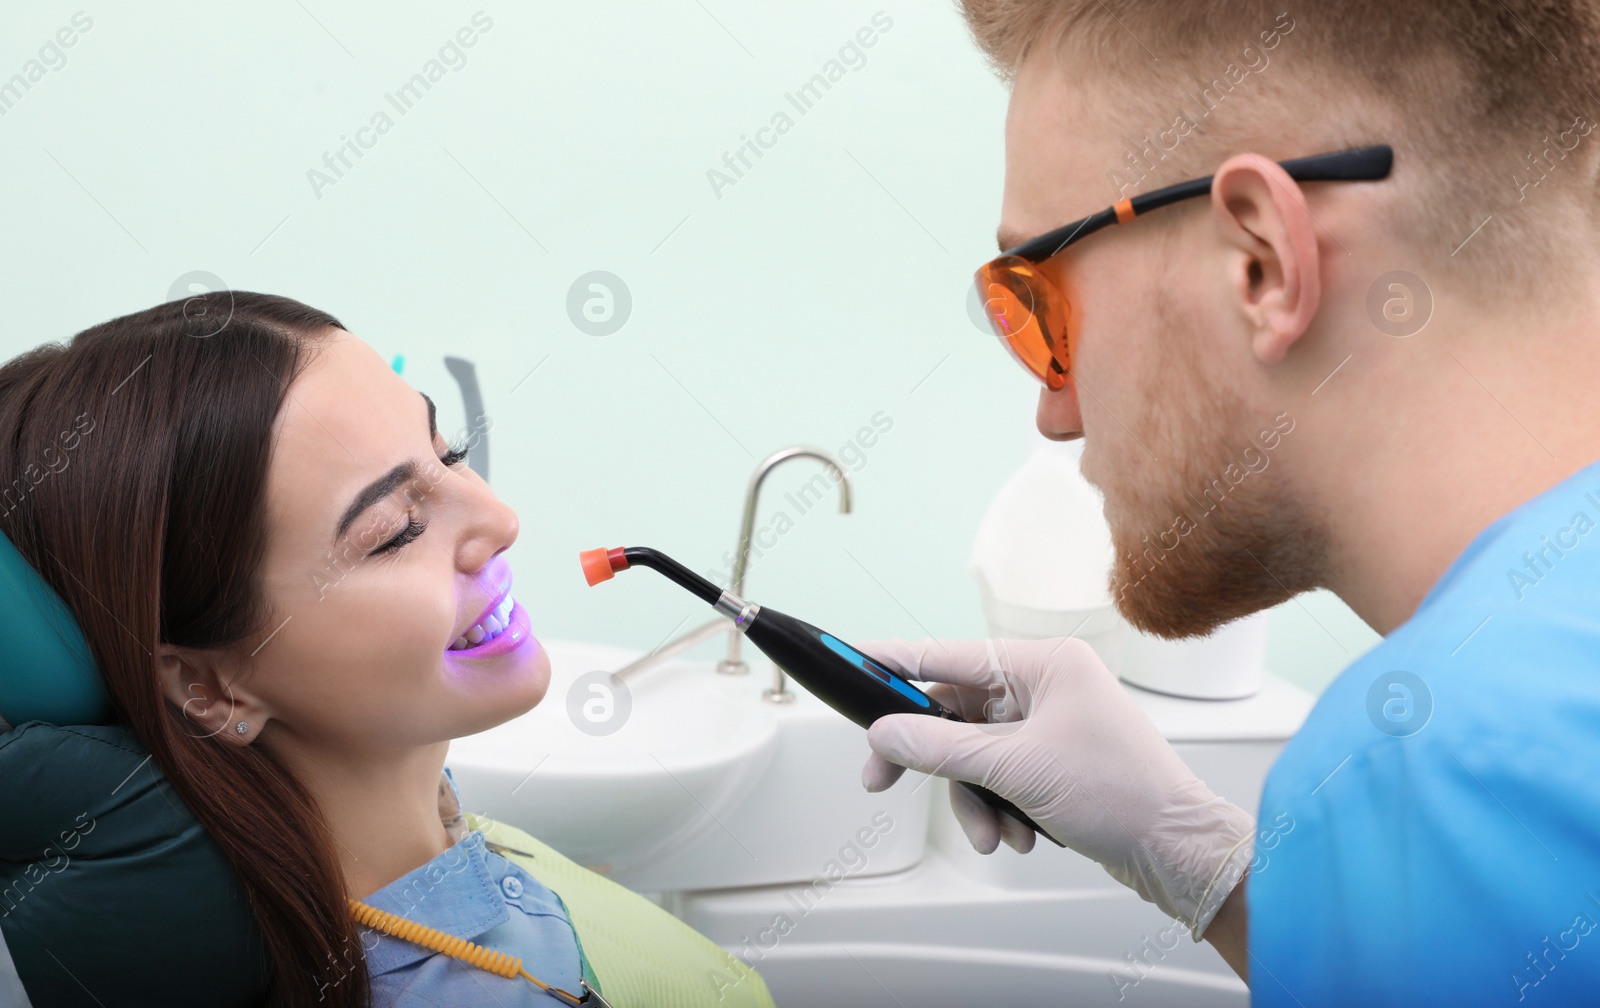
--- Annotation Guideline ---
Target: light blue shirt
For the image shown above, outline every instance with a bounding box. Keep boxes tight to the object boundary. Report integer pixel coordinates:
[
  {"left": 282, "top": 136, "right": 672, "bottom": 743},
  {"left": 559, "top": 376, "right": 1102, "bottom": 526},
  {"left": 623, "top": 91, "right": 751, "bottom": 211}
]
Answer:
[
  {"left": 356, "top": 768, "right": 588, "bottom": 1006},
  {"left": 1251, "top": 456, "right": 1600, "bottom": 1005}
]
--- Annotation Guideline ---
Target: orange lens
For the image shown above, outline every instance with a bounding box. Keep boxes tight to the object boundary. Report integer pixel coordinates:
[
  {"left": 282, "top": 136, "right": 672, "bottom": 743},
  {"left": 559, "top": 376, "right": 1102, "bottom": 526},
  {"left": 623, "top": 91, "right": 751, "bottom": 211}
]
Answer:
[{"left": 973, "top": 255, "right": 1071, "bottom": 391}]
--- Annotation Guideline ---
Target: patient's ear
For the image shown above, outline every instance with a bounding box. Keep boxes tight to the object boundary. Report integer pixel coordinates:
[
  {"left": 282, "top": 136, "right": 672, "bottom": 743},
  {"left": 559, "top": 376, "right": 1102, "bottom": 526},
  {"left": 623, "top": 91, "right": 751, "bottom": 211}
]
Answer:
[
  {"left": 1209, "top": 152, "right": 1322, "bottom": 365},
  {"left": 154, "top": 644, "right": 269, "bottom": 744}
]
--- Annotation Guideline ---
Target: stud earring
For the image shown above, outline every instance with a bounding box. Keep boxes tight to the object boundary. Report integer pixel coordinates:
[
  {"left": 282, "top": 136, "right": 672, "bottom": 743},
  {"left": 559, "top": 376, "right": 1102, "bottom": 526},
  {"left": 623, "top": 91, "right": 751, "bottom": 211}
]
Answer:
[{"left": 235, "top": 721, "right": 249, "bottom": 735}]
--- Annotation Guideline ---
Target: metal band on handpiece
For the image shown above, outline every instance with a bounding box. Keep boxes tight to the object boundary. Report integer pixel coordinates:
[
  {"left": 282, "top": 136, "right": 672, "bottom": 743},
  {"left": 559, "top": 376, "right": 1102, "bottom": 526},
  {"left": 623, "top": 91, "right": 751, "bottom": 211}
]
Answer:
[{"left": 714, "top": 590, "right": 761, "bottom": 631}]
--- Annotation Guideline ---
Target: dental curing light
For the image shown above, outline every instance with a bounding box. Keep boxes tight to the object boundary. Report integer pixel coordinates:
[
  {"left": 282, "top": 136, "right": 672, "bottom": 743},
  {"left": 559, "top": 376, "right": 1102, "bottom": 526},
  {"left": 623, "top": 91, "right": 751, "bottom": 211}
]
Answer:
[{"left": 579, "top": 545, "right": 1063, "bottom": 847}]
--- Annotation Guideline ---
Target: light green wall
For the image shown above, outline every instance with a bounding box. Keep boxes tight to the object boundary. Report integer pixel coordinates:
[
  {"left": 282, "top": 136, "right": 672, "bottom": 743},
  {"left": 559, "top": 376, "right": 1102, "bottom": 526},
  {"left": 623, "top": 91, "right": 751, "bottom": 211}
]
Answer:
[{"left": 0, "top": 1, "right": 1377, "bottom": 696}]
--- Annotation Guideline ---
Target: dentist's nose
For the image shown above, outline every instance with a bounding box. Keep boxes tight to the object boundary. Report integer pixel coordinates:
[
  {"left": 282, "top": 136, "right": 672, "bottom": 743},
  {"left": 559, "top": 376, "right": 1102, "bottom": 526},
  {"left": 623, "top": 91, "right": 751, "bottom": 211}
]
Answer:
[{"left": 1036, "top": 382, "right": 1083, "bottom": 441}]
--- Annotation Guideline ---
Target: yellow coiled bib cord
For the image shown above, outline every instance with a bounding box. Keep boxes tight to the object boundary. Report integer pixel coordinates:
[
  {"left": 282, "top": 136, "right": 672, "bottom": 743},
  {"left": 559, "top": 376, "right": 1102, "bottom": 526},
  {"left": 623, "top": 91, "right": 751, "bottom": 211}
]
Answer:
[{"left": 349, "top": 898, "right": 590, "bottom": 1005}]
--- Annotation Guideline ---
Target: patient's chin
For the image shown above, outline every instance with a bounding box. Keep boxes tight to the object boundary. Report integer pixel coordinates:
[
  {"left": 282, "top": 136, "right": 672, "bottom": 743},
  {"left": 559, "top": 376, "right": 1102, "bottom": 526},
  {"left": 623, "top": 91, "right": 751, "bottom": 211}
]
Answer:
[
  {"left": 504, "top": 644, "right": 553, "bottom": 714},
  {"left": 448, "top": 639, "right": 553, "bottom": 734}
]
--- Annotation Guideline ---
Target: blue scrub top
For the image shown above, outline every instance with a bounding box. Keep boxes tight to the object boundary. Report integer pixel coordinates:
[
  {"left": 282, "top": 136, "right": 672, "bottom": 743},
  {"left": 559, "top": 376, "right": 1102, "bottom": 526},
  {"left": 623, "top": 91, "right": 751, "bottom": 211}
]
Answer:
[
  {"left": 1251, "top": 456, "right": 1600, "bottom": 1005},
  {"left": 356, "top": 768, "right": 587, "bottom": 1005}
]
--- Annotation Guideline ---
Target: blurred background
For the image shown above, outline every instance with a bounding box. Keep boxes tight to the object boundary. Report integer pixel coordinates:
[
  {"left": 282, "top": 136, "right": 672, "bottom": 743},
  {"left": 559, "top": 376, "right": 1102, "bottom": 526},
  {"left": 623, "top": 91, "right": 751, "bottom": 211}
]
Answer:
[{"left": 0, "top": 0, "right": 1378, "bottom": 695}]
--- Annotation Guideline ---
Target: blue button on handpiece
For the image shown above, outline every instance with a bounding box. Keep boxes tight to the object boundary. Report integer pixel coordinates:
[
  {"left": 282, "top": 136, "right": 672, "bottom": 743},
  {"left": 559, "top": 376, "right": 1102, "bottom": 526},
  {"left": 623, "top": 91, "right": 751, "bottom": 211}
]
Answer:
[{"left": 818, "top": 633, "right": 932, "bottom": 709}]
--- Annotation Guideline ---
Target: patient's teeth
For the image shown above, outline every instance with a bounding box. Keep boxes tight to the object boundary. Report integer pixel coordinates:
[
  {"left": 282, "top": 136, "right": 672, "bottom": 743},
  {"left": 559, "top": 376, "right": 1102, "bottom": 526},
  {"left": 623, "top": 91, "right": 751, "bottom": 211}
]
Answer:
[{"left": 445, "top": 594, "right": 519, "bottom": 652}]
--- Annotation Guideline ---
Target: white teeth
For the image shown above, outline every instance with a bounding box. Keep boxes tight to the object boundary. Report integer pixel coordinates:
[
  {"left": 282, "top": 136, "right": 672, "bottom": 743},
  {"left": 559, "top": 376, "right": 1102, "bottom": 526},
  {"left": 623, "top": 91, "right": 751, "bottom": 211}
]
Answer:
[{"left": 447, "top": 594, "right": 517, "bottom": 651}]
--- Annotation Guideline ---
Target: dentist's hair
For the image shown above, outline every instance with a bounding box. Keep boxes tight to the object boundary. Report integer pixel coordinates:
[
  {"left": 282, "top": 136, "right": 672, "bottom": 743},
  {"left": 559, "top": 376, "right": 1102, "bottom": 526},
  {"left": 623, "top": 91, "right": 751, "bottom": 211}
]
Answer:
[
  {"left": 959, "top": 0, "right": 1600, "bottom": 282},
  {"left": 0, "top": 293, "right": 369, "bottom": 1007}
]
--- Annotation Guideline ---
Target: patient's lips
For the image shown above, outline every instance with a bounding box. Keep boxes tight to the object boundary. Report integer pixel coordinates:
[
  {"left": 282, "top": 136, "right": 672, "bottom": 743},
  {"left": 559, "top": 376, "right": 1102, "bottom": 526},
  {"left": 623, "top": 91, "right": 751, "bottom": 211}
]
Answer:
[
  {"left": 446, "top": 559, "right": 530, "bottom": 659},
  {"left": 445, "top": 596, "right": 531, "bottom": 659},
  {"left": 448, "top": 591, "right": 516, "bottom": 650}
]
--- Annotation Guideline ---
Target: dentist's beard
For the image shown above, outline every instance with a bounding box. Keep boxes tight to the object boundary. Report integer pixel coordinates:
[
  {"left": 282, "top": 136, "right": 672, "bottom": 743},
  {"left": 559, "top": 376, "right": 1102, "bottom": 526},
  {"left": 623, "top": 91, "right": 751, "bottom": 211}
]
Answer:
[{"left": 1101, "top": 313, "right": 1324, "bottom": 640}]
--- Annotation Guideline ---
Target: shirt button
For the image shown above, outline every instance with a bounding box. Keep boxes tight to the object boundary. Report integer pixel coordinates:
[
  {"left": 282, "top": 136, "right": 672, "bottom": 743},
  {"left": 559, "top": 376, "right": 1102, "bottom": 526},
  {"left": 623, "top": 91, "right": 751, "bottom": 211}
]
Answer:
[{"left": 500, "top": 876, "right": 524, "bottom": 899}]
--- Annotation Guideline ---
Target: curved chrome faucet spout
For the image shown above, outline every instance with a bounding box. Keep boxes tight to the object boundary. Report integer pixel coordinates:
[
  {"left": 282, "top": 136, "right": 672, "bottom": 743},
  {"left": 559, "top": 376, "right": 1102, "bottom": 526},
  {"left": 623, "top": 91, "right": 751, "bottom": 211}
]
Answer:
[
  {"left": 718, "top": 446, "right": 853, "bottom": 702},
  {"left": 602, "top": 446, "right": 853, "bottom": 690}
]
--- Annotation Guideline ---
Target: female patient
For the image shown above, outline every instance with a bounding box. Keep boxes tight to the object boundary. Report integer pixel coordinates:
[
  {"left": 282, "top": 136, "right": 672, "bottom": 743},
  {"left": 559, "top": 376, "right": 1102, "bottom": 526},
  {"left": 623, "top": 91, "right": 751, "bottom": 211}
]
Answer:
[{"left": 0, "top": 293, "right": 773, "bottom": 1006}]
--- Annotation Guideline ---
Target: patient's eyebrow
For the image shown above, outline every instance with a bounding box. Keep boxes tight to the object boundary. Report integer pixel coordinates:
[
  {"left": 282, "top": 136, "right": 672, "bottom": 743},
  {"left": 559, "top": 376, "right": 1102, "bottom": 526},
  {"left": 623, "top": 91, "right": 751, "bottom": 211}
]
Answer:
[
  {"left": 332, "top": 391, "right": 437, "bottom": 545},
  {"left": 335, "top": 462, "right": 417, "bottom": 546}
]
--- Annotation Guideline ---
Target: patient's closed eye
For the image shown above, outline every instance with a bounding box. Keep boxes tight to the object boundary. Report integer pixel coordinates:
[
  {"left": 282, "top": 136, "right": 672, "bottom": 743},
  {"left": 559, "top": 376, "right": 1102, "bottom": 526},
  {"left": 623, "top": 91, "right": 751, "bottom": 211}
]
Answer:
[
  {"left": 369, "top": 440, "right": 474, "bottom": 557},
  {"left": 373, "top": 516, "right": 429, "bottom": 556}
]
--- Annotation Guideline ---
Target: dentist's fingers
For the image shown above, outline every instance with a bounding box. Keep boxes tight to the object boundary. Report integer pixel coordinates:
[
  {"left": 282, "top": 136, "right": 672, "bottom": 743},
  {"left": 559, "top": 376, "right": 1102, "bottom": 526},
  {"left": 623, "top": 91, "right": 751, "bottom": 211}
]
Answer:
[
  {"left": 996, "top": 806, "right": 1038, "bottom": 854},
  {"left": 950, "top": 780, "right": 1036, "bottom": 854},
  {"left": 867, "top": 711, "right": 1009, "bottom": 791},
  {"left": 854, "top": 639, "right": 1012, "bottom": 690},
  {"left": 861, "top": 750, "right": 908, "bottom": 793},
  {"left": 948, "top": 773, "right": 1002, "bottom": 854},
  {"left": 921, "top": 680, "right": 994, "bottom": 723},
  {"left": 867, "top": 709, "right": 1042, "bottom": 856}
]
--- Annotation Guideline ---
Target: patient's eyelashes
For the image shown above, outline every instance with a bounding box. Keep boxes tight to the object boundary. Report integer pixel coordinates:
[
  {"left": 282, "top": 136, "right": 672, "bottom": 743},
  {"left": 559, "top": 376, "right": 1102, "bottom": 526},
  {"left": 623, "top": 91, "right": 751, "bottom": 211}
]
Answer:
[
  {"left": 370, "top": 444, "right": 472, "bottom": 557},
  {"left": 440, "top": 442, "right": 469, "bottom": 468},
  {"left": 373, "top": 516, "right": 428, "bottom": 556}
]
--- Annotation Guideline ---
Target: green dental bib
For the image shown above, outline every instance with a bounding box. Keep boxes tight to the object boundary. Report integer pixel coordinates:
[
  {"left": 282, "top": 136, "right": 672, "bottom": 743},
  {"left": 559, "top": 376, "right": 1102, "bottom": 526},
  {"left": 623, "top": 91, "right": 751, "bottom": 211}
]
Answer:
[{"left": 465, "top": 812, "right": 774, "bottom": 1008}]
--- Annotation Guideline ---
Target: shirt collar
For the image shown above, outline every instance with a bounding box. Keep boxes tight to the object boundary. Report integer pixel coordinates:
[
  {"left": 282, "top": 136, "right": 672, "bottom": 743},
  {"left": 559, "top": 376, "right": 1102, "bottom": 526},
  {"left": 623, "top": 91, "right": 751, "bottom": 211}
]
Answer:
[
  {"left": 1411, "top": 452, "right": 1600, "bottom": 618},
  {"left": 440, "top": 765, "right": 468, "bottom": 843},
  {"left": 358, "top": 820, "right": 509, "bottom": 976}
]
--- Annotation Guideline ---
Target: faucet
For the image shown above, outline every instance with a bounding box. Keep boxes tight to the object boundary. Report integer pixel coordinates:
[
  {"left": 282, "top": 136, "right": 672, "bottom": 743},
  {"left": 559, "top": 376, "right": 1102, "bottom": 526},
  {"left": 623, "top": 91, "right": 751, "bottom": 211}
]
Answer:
[
  {"left": 611, "top": 615, "right": 729, "bottom": 683},
  {"left": 717, "top": 446, "right": 853, "bottom": 703},
  {"left": 608, "top": 445, "right": 853, "bottom": 690}
]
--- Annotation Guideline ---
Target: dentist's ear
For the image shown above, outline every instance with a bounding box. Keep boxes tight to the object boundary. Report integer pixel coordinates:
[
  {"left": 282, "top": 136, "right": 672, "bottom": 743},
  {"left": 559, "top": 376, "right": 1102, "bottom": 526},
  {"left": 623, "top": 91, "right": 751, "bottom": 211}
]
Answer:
[
  {"left": 155, "top": 644, "right": 270, "bottom": 744},
  {"left": 1209, "top": 152, "right": 1322, "bottom": 365}
]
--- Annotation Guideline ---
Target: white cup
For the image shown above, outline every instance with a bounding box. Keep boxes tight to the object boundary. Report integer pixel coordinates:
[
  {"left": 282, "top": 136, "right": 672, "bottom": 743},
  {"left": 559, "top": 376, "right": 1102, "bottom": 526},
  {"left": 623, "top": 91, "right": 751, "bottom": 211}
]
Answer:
[{"left": 1115, "top": 609, "right": 1268, "bottom": 700}]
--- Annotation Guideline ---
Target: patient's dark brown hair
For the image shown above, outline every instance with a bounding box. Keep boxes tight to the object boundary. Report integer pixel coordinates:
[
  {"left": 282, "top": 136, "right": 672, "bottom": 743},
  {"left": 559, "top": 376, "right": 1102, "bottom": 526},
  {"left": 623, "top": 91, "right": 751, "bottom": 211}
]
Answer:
[{"left": 0, "top": 292, "right": 369, "bottom": 1006}]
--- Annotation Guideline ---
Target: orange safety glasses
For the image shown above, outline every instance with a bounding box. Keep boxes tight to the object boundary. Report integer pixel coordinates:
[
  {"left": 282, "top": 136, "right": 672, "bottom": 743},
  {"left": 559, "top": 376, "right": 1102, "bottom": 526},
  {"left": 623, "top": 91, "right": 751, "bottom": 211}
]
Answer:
[{"left": 972, "top": 145, "right": 1394, "bottom": 390}]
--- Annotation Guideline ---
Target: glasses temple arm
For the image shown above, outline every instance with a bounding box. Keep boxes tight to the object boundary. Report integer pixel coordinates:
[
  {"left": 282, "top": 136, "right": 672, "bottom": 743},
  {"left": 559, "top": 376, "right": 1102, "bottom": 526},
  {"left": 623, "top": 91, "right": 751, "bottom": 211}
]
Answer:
[
  {"left": 1009, "top": 145, "right": 1393, "bottom": 261},
  {"left": 1279, "top": 144, "right": 1393, "bottom": 182},
  {"left": 1126, "top": 144, "right": 1394, "bottom": 218}
]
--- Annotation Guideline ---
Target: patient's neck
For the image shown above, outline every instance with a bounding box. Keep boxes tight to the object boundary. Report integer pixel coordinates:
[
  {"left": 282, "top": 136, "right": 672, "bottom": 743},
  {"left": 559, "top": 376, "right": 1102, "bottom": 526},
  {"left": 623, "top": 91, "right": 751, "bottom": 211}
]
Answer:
[{"left": 271, "top": 737, "right": 456, "bottom": 898}]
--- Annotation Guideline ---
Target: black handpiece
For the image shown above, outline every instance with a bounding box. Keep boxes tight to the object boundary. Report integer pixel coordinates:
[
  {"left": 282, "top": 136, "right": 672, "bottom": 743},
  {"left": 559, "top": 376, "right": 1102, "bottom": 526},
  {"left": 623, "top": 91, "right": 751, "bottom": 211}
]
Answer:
[{"left": 580, "top": 545, "right": 1064, "bottom": 848}]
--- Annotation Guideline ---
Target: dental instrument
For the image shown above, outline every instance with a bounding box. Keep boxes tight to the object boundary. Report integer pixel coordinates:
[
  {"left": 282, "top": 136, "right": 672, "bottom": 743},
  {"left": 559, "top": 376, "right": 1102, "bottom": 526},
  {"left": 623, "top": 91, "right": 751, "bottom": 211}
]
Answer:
[{"left": 579, "top": 545, "right": 1063, "bottom": 847}]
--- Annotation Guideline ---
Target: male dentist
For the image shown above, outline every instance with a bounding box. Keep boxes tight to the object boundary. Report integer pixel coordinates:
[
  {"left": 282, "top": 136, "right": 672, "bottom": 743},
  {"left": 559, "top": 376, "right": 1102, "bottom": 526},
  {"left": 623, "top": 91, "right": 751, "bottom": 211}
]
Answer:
[{"left": 859, "top": 1, "right": 1600, "bottom": 1003}]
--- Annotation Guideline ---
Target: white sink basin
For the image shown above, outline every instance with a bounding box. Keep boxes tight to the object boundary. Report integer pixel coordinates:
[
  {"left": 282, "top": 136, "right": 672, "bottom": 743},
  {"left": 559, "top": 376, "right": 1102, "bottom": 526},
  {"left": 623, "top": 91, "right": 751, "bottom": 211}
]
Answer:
[
  {"left": 447, "top": 638, "right": 779, "bottom": 879},
  {"left": 676, "top": 673, "right": 1315, "bottom": 1007},
  {"left": 447, "top": 638, "right": 934, "bottom": 892}
]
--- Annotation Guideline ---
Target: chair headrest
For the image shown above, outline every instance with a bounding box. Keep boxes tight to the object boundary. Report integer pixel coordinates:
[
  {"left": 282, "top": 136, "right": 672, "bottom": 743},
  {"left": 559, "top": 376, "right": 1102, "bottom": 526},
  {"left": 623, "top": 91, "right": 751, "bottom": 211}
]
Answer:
[
  {"left": 0, "top": 527, "right": 110, "bottom": 727},
  {"left": 0, "top": 721, "right": 268, "bottom": 1006}
]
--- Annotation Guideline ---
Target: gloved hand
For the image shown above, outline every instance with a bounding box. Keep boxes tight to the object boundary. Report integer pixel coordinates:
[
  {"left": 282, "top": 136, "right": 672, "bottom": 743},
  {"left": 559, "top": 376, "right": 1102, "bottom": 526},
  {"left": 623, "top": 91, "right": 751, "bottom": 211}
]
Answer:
[{"left": 859, "top": 637, "right": 1255, "bottom": 939}]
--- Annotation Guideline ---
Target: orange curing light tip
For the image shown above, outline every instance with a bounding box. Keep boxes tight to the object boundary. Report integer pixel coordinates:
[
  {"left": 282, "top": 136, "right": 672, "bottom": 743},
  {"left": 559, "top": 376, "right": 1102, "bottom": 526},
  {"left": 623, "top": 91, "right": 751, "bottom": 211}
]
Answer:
[{"left": 579, "top": 547, "right": 627, "bottom": 586}]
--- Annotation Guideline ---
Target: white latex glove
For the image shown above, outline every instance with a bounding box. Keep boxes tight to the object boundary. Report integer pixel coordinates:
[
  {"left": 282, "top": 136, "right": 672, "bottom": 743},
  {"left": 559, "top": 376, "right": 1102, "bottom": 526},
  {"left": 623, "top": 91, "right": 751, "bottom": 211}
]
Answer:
[{"left": 860, "top": 637, "right": 1255, "bottom": 939}]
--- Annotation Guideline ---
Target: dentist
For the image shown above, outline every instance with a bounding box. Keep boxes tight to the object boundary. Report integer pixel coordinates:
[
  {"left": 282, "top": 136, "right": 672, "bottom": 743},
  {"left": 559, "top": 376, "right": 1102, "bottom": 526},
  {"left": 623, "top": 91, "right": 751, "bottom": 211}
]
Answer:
[{"left": 859, "top": 1, "right": 1600, "bottom": 1004}]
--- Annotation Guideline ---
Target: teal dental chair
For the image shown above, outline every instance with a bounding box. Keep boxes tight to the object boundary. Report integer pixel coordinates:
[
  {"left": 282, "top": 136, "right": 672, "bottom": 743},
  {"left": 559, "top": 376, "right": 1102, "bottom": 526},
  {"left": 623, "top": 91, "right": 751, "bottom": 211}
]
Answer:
[{"left": 0, "top": 529, "right": 267, "bottom": 1006}]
